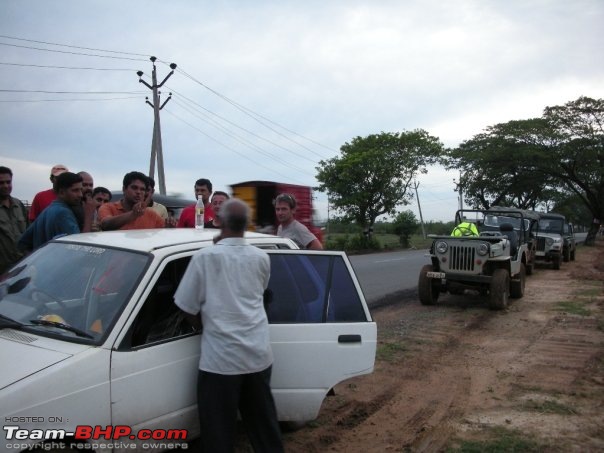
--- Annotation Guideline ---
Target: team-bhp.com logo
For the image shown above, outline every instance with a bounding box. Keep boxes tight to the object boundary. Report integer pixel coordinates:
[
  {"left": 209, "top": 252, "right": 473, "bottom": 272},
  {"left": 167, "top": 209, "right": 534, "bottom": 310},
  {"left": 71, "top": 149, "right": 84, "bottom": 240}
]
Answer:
[{"left": 4, "top": 425, "right": 188, "bottom": 450}]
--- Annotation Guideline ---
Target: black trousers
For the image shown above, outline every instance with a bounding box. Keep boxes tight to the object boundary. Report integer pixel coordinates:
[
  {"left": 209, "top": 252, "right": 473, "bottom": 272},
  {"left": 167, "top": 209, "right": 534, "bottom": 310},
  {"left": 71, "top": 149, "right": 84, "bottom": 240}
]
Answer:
[{"left": 197, "top": 366, "right": 284, "bottom": 453}]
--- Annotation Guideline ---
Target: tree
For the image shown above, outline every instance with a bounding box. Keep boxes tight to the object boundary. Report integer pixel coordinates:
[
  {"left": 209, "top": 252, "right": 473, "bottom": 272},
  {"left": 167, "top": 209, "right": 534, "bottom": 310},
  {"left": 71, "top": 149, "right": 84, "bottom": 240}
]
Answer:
[
  {"left": 540, "top": 96, "right": 604, "bottom": 244},
  {"left": 392, "top": 210, "right": 418, "bottom": 247},
  {"left": 316, "top": 131, "right": 443, "bottom": 230},
  {"left": 447, "top": 119, "right": 557, "bottom": 210}
]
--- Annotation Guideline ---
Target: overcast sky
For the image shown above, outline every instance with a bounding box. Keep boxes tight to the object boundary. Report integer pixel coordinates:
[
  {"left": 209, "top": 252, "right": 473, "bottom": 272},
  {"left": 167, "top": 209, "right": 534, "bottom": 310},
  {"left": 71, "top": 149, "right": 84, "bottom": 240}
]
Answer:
[{"left": 1, "top": 0, "right": 603, "bottom": 222}]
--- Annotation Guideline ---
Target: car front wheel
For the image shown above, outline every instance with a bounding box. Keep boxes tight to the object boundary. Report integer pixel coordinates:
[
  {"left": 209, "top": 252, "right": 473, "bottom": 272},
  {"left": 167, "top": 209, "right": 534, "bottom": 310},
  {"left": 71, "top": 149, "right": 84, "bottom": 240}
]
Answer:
[
  {"left": 489, "top": 269, "right": 509, "bottom": 310},
  {"left": 418, "top": 264, "right": 440, "bottom": 305},
  {"left": 510, "top": 264, "right": 526, "bottom": 299}
]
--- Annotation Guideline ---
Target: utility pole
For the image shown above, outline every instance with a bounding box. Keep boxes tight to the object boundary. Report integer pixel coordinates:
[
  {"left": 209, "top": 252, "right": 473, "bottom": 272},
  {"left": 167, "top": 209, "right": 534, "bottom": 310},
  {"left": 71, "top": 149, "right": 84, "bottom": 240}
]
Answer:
[
  {"left": 413, "top": 180, "right": 426, "bottom": 239},
  {"left": 137, "top": 57, "right": 177, "bottom": 195}
]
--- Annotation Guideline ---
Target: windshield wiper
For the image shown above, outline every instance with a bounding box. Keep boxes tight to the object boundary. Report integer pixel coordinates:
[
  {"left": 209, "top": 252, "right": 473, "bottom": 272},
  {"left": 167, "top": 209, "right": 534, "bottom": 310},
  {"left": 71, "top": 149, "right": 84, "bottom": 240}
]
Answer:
[
  {"left": 0, "top": 314, "right": 24, "bottom": 329},
  {"left": 29, "top": 319, "right": 94, "bottom": 339}
]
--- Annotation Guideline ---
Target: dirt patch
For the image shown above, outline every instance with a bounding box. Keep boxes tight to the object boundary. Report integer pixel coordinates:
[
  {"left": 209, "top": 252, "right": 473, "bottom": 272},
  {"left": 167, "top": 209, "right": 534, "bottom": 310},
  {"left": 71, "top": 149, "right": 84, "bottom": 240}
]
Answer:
[{"left": 280, "top": 239, "right": 604, "bottom": 452}]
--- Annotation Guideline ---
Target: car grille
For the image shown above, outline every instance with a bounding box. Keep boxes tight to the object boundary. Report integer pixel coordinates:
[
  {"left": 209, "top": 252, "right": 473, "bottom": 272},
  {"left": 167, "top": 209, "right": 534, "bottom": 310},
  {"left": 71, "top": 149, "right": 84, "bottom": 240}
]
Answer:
[
  {"left": 448, "top": 245, "right": 475, "bottom": 271},
  {"left": 537, "top": 237, "right": 546, "bottom": 251}
]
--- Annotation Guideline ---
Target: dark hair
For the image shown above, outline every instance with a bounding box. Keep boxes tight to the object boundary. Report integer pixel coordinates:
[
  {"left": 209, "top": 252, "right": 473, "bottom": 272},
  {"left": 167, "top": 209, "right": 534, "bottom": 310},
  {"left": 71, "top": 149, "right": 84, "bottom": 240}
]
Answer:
[
  {"left": 195, "top": 178, "right": 212, "bottom": 192},
  {"left": 54, "top": 172, "right": 83, "bottom": 192},
  {"left": 0, "top": 166, "right": 13, "bottom": 177},
  {"left": 211, "top": 191, "right": 230, "bottom": 201},
  {"left": 220, "top": 198, "right": 249, "bottom": 233},
  {"left": 147, "top": 177, "right": 155, "bottom": 189},
  {"left": 92, "top": 186, "right": 112, "bottom": 200},
  {"left": 275, "top": 193, "right": 297, "bottom": 209},
  {"left": 123, "top": 171, "right": 149, "bottom": 189}
]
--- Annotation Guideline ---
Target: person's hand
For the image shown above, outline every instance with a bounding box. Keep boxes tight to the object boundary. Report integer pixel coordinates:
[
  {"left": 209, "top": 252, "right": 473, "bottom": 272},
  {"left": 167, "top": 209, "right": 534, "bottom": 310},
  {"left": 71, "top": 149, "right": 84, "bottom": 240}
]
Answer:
[
  {"left": 83, "top": 194, "right": 98, "bottom": 216},
  {"left": 131, "top": 200, "right": 146, "bottom": 218},
  {"left": 165, "top": 217, "right": 177, "bottom": 228}
]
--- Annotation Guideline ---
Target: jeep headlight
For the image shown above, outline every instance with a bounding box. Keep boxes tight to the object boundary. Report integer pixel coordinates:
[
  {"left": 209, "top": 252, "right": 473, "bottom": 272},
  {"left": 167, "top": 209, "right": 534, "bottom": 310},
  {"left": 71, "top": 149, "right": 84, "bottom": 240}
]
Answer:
[
  {"left": 546, "top": 237, "right": 554, "bottom": 246},
  {"left": 478, "top": 243, "right": 489, "bottom": 256},
  {"left": 435, "top": 241, "right": 448, "bottom": 254}
]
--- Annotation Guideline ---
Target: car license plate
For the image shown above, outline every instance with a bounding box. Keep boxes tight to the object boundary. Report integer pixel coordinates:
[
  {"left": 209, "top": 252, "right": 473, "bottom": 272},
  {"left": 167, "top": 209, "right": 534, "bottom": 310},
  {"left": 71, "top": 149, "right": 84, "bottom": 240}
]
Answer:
[{"left": 427, "top": 271, "right": 446, "bottom": 279}]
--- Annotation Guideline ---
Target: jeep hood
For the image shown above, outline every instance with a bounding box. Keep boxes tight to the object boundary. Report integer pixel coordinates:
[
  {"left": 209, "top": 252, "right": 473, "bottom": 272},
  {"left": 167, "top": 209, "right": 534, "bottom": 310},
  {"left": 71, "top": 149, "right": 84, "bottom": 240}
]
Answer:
[{"left": 0, "top": 334, "right": 74, "bottom": 390}]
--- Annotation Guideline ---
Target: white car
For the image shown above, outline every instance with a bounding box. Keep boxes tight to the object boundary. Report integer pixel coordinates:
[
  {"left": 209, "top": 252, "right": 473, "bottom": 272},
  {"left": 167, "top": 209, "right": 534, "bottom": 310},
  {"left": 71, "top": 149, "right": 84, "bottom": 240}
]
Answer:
[{"left": 0, "top": 229, "right": 376, "bottom": 453}]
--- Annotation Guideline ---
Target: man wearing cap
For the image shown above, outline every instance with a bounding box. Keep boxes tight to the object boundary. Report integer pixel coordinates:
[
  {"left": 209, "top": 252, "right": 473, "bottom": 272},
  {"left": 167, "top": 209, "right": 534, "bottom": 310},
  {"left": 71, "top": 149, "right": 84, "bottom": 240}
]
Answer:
[{"left": 28, "top": 164, "right": 69, "bottom": 222}]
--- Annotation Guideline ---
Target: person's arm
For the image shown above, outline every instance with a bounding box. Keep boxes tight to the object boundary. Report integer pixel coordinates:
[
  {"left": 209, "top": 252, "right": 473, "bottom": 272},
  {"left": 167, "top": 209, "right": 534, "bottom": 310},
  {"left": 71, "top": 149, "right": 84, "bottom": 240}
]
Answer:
[
  {"left": 99, "top": 199, "right": 149, "bottom": 231},
  {"left": 81, "top": 195, "right": 97, "bottom": 233},
  {"left": 306, "top": 238, "right": 323, "bottom": 250}
]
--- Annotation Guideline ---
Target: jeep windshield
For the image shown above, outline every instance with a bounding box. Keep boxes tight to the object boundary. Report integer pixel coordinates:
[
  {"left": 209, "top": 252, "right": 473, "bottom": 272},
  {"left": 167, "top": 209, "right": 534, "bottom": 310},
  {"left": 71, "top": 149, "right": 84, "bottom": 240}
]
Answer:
[
  {"left": 0, "top": 242, "right": 150, "bottom": 344},
  {"left": 483, "top": 214, "right": 527, "bottom": 231},
  {"left": 538, "top": 218, "right": 564, "bottom": 234}
]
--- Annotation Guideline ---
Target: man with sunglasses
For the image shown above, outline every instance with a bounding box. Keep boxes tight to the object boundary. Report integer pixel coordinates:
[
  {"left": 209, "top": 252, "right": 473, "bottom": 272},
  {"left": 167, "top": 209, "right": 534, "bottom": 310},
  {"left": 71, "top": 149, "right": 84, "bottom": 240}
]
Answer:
[{"left": 274, "top": 193, "right": 322, "bottom": 250}]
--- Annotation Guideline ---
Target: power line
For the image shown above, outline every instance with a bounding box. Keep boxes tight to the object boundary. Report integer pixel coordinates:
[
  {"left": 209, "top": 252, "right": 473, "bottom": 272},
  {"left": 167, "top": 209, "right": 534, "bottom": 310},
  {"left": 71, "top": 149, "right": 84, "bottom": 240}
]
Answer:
[
  {"left": 0, "top": 96, "right": 139, "bottom": 103},
  {"left": 0, "top": 90, "right": 146, "bottom": 94},
  {"left": 170, "top": 88, "right": 319, "bottom": 165},
  {"left": 172, "top": 65, "right": 336, "bottom": 159},
  {"left": 0, "top": 42, "right": 148, "bottom": 62},
  {"left": 164, "top": 108, "right": 309, "bottom": 185},
  {"left": 0, "top": 34, "right": 149, "bottom": 57},
  {"left": 0, "top": 61, "right": 135, "bottom": 71},
  {"left": 171, "top": 98, "right": 315, "bottom": 176}
]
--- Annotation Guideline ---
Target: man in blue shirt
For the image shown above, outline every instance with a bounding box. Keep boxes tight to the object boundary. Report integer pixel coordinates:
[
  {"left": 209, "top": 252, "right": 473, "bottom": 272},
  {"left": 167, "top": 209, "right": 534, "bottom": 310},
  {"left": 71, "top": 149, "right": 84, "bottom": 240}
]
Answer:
[{"left": 19, "top": 172, "right": 91, "bottom": 251}]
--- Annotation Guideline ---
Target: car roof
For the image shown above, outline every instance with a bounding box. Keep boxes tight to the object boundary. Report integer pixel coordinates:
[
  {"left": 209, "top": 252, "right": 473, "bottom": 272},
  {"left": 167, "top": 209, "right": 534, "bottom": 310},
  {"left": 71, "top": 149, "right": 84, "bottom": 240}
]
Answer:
[
  {"left": 53, "top": 229, "right": 297, "bottom": 252},
  {"left": 538, "top": 212, "right": 565, "bottom": 220},
  {"left": 487, "top": 206, "right": 541, "bottom": 220}
]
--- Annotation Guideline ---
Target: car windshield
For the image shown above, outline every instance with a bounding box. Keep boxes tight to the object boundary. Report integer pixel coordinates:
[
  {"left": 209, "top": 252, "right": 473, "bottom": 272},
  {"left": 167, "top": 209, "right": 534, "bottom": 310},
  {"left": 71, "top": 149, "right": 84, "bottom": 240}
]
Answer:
[
  {"left": 0, "top": 242, "right": 150, "bottom": 344},
  {"left": 539, "top": 218, "right": 563, "bottom": 233},
  {"left": 483, "top": 214, "right": 525, "bottom": 231}
]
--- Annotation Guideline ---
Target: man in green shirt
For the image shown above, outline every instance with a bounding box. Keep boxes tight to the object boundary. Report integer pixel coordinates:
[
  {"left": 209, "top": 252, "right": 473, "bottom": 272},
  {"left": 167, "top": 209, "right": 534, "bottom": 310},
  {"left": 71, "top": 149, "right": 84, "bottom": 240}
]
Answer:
[{"left": 0, "top": 166, "right": 28, "bottom": 274}]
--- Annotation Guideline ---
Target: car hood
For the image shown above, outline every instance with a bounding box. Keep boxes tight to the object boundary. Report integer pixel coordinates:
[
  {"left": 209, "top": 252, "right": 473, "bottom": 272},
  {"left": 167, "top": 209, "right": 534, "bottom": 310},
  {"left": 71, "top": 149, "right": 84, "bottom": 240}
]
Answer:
[
  {"left": 0, "top": 333, "right": 80, "bottom": 390},
  {"left": 536, "top": 232, "right": 562, "bottom": 240}
]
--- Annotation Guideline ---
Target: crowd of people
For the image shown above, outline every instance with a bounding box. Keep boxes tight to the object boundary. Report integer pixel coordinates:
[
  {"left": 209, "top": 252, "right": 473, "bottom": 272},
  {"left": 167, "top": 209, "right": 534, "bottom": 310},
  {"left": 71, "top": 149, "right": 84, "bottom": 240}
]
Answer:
[{"left": 0, "top": 163, "right": 322, "bottom": 273}]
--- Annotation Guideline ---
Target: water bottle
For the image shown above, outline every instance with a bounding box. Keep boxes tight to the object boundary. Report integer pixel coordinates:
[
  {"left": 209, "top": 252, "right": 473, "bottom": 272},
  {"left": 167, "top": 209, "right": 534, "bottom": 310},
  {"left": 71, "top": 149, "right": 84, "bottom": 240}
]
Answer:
[{"left": 195, "top": 196, "right": 205, "bottom": 230}]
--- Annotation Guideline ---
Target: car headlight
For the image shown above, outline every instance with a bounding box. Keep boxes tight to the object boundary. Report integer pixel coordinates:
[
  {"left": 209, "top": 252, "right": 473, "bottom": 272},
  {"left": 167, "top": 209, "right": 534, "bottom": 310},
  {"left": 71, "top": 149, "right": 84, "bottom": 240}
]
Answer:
[
  {"left": 435, "top": 241, "right": 448, "bottom": 254},
  {"left": 546, "top": 237, "right": 554, "bottom": 246},
  {"left": 478, "top": 243, "right": 489, "bottom": 256}
]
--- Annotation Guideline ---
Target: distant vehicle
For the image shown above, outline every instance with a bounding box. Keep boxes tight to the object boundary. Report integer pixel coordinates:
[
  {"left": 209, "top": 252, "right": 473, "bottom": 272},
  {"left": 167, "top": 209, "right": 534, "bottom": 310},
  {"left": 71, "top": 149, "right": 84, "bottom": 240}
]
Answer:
[
  {"left": 418, "top": 208, "right": 533, "bottom": 310},
  {"left": 535, "top": 212, "right": 575, "bottom": 267},
  {"left": 110, "top": 191, "right": 195, "bottom": 221},
  {"left": 0, "top": 229, "right": 376, "bottom": 452},
  {"left": 230, "top": 180, "right": 323, "bottom": 242}
]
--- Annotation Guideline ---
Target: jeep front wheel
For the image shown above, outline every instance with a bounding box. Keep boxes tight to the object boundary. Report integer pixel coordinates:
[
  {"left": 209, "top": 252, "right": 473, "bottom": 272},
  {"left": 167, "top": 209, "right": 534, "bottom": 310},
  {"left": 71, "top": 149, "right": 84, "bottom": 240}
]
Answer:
[
  {"left": 563, "top": 247, "right": 570, "bottom": 262},
  {"left": 489, "top": 269, "right": 509, "bottom": 310},
  {"left": 418, "top": 264, "right": 440, "bottom": 305},
  {"left": 510, "top": 263, "right": 526, "bottom": 299},
  {"left": 553, "top": 254, "right": 562, "bottom": 270}
]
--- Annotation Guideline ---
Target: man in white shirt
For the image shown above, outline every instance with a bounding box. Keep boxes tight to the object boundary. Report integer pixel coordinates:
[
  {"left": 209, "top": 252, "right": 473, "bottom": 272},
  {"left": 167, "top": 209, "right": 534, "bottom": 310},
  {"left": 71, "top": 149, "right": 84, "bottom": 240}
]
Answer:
[{"left": 174, "top": 198, "right": 283, "bottom": 452}]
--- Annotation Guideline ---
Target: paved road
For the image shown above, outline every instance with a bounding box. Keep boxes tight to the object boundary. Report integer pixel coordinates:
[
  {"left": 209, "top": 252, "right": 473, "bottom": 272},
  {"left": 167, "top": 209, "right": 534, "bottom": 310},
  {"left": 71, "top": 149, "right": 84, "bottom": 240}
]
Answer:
[{"left": 349, "top": 248, "right": 429, "bottom": 304}]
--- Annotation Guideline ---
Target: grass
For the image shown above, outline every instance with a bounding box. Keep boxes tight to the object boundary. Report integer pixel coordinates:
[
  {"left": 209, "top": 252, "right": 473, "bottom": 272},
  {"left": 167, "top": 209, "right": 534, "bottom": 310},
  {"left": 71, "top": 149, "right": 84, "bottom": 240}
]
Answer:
[
  {"left": 554, "top": 301, "right": 592, "bottom": 316},
  {"left": 517, "top": 398, "right": 578, "bottom": 415},
  {"left": 446, "top": 427, "right": 545, "bottom": 453},
  {"left": 376, "top": 341, "right": 408, "bottom": 361}
]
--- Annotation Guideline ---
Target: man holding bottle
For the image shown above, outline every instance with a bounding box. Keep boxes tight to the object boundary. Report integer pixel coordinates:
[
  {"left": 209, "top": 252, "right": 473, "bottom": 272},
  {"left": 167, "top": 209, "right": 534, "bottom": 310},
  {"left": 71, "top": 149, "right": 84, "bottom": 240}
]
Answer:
[{"left": 177, "top": 178, "right": 215, "bottom": 228}]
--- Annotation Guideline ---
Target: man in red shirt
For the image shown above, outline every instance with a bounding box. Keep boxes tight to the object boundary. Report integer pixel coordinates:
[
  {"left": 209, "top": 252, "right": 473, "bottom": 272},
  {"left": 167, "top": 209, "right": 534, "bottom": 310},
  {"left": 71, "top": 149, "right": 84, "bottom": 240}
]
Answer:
[
  {"left": 28, "top": 164, "right": 69, "bottom": 222},
  {"left": 98, "top": 171, "right": 164, "bottom": 230},
  {"left": 177, "top": 178, "right": 215, "bottom": 228}
]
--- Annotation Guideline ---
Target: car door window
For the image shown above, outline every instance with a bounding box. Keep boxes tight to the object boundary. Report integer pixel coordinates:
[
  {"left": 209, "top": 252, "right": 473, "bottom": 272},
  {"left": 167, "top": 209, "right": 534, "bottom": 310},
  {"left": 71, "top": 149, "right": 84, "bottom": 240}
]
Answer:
[
  {"left": 124, "top": 256, "right": 198, "bottom": 348},
  {"left": 266, "top": 253, "right": 367, "bottom": 324}
]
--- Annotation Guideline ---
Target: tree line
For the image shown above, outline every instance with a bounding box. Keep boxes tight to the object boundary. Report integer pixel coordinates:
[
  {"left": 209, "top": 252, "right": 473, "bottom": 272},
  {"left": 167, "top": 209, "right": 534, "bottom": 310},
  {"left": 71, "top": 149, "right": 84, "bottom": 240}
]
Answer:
[{"left": 316, "top": 96, "right": 604, "bottom": 245}]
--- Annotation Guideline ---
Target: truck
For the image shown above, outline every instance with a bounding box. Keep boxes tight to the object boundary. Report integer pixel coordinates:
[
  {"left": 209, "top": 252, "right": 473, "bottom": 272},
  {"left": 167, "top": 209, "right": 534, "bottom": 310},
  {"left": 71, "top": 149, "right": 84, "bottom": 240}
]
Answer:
[{"left": 230, "top": 180, "right": 323, "bottom": 242}]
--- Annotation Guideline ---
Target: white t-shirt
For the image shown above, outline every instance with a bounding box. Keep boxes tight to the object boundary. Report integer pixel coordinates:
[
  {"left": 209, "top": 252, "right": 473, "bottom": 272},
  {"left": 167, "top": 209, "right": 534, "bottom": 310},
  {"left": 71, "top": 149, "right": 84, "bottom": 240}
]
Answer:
[
  {"left": 174, "top": 237, "right": 273, "bottom": 375},
  {"left": 277, "top": 219, "right": 317, "bottom": 249}
]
